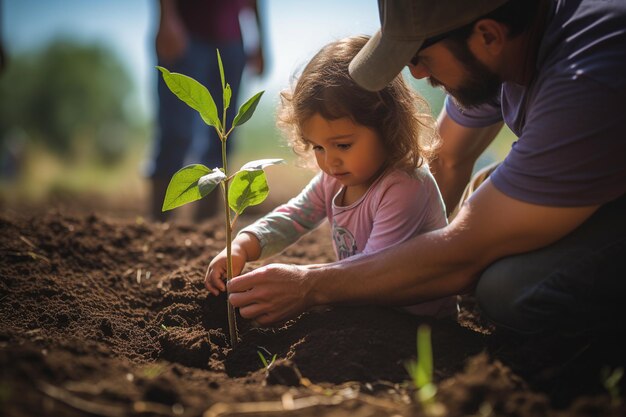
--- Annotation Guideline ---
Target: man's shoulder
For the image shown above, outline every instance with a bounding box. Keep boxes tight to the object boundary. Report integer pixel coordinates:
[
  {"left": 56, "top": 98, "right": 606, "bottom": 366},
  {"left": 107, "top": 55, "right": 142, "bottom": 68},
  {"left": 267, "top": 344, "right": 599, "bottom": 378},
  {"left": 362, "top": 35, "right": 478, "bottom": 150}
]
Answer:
[{"left": 542, "top": 0, "right": 626, "bottom": 88}]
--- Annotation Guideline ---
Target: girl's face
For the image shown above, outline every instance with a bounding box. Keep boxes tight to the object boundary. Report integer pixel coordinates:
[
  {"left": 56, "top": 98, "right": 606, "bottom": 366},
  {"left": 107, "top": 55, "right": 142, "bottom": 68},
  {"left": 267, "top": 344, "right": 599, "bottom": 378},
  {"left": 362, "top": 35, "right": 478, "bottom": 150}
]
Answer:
[{"left": 301, "top": 113, "right": 388, "bottom": 196}]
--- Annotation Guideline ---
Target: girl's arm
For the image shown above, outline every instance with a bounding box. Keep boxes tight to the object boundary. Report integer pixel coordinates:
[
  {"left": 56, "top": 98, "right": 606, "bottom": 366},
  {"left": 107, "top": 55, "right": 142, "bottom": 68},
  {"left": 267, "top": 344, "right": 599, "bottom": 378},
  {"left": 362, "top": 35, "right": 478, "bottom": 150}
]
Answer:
[{"left": 238, "top": 172, "right": 328, "bottom": 259}]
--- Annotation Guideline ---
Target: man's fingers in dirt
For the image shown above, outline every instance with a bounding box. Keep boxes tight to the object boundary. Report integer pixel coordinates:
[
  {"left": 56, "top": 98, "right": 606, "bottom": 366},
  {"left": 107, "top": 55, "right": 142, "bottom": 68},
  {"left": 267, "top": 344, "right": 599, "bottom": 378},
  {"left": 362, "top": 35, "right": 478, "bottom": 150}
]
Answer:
[
  {"left": 235, "top": 301, "right": 273, "bottom": 322},
  {"left": 227, "top": 289, "right": 248, "bottom": 308}
]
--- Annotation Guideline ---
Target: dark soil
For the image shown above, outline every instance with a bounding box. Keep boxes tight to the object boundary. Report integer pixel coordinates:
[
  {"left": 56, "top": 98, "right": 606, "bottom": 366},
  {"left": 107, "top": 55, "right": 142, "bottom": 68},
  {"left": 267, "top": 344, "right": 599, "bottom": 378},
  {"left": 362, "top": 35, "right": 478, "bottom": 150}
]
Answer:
[{"left": 1, "top": 203, "right": 625, "bottom": 417}]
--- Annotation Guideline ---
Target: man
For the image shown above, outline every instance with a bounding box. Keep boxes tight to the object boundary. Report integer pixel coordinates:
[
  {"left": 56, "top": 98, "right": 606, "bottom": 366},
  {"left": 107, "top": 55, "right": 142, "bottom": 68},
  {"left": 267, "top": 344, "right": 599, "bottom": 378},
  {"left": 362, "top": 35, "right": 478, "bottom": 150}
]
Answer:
[{"left": 224, "top": 0, "right": 626, "bottom": 339}]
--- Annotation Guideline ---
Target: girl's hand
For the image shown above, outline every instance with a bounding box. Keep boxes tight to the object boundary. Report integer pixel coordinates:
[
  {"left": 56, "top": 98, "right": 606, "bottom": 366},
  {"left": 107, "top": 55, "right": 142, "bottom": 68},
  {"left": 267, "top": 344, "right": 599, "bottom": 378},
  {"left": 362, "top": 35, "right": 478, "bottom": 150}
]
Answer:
[
  {"left": 204, "top": 233, "right": 261, "bottom": 296},
  {"left": 205, "top": 248, "right": 246, "bottom": 296},
  {"left": 205, "top": 249, "right": 227, "bottom": 295}
]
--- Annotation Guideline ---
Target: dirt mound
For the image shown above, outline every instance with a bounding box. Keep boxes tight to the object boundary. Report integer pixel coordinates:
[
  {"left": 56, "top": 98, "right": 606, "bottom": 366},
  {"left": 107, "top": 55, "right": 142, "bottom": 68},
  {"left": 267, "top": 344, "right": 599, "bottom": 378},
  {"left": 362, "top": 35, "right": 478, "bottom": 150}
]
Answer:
[{"left": 1, "top": 206, "right": 624, "bottom": 417}]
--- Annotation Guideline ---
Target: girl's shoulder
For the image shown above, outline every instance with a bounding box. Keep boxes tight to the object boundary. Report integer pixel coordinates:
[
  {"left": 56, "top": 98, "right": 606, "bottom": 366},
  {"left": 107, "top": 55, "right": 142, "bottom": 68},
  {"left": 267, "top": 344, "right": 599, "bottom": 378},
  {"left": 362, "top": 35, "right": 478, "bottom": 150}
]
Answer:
[
  {"left": 373, "top": 166, "right": 444, "bottom": 209},
  {"left": 379, "top": 165, "right": 438, "bottom": 190},
  {"left": 375, "top": 166, "right": 446, "bottom": 226}
]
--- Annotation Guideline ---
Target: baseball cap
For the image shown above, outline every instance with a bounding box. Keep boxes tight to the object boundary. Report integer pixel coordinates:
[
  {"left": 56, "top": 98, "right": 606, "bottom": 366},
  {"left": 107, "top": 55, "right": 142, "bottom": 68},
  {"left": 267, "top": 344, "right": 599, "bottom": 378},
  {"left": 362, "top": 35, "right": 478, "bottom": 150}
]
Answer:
[{"left": 349, "top": 0, "right": 509, "bottom": 91}]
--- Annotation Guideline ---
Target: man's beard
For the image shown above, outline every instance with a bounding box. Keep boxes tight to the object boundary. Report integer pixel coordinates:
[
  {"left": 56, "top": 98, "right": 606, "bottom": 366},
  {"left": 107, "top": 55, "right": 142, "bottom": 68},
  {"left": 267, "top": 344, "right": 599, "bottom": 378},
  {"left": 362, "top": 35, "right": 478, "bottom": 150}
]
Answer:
[{"left": 430, "top": 42, "right": 502, "bottom": 108}]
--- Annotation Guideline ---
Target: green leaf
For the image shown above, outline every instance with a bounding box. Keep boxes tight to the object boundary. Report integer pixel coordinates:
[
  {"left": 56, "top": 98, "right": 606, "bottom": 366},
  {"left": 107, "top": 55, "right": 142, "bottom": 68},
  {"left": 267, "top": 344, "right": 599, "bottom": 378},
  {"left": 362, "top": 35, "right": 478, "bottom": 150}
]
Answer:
[
  {"left": 156, "top": 66, "right": 221, "bottom": 129},
  {"left": 198, "top": 168, "right": 227, "bottom": 196},
  {"left": 162, "top": 164, "right": 212, "bottom": 211},
  {"left": 417, "top": 383, "right": 437, "bottom": 404},
  {"left": 224, "top": 84, "right": 232, "bottom": 112},
  {"left": 232, "top": 90, "right": 264, "bottom": 127},
  {"left": 416, "top": 325, "right": 433, "bottom": 388},
  {"left": 257, "top": 350, "right": 269, "bottom": 368},
  {"left": 217, "top": 50, "right": 231, "bottom": 111},
  {"left": 239, "top": 158, "right": 285, "bottom": 171},
  {"left": 228, "top": 170, "right": 269, "bottom": 214},
  {"left": 217, "top": 49, "right": 225, "bottom": 90}
]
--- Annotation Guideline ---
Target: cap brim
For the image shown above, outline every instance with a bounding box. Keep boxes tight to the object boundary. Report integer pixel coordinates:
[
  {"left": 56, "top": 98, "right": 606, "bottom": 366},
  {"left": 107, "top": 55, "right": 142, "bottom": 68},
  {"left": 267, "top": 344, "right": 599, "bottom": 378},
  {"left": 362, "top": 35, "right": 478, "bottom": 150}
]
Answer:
[{"left": 349, "top": 30, "right": 424, "bottom": 92}]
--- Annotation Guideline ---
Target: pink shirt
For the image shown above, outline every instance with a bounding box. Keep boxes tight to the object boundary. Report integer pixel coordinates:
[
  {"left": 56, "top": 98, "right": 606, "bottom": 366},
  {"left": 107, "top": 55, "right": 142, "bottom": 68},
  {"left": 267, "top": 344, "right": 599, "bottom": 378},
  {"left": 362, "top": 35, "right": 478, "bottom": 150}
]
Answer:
[{"left": 240, "top": 167, "right": 457, "bottom": 318}]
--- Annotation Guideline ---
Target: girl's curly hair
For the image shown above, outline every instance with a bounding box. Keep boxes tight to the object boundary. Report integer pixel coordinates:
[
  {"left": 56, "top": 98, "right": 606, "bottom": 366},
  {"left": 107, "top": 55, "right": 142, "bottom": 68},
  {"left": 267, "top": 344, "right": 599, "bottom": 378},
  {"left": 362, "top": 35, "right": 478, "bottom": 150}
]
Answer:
[{"left": 276, "top": 35, "right": 439, "bottom": 173}]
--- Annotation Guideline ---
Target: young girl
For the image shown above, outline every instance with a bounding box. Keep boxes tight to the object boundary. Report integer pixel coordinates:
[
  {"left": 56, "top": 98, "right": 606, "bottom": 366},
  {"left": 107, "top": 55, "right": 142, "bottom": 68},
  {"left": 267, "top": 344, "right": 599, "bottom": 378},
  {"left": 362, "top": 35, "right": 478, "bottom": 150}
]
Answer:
[{"left": 206, "top": 35, "right": 457, "bottom": 318}]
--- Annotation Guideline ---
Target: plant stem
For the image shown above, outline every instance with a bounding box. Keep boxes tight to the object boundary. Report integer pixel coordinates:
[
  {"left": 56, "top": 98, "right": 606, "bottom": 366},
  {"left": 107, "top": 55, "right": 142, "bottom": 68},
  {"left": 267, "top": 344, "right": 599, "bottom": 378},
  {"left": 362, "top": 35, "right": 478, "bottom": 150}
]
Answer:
[{"left": 221, "top": 136, "right": 238, "bottom": 348}]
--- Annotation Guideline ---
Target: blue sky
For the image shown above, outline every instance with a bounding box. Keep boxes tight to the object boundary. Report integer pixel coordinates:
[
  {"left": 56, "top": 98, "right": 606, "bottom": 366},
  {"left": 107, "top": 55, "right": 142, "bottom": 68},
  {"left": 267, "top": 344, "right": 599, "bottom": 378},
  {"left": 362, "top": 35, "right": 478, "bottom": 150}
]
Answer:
[{"left": 2, "top": 0, "right": 387, "bottom": 117}]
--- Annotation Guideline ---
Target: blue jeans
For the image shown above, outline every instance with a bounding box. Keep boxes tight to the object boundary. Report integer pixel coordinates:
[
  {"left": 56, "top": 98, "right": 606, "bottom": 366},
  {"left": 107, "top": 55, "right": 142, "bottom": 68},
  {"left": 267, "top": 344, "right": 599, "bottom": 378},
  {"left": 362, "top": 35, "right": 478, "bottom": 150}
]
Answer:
[
  {"left": 475, "top": 192, "right": 626, "bottom": 335},
  {"left": 149, "top": 38, "right": 246, "bottom": 179}
]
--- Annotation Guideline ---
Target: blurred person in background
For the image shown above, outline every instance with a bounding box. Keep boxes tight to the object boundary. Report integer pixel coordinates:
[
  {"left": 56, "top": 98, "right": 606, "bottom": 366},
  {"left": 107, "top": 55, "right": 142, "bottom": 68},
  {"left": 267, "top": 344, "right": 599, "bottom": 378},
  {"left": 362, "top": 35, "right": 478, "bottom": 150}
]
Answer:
[
  {"left": 0, "top": 0, "right": 17, "bottom": 181},
  {"left": 0, "top": 0, "right": 5, "bottom": 74},
  {"left": 148, "top": 0, "right": 265, "bottom": 222}
]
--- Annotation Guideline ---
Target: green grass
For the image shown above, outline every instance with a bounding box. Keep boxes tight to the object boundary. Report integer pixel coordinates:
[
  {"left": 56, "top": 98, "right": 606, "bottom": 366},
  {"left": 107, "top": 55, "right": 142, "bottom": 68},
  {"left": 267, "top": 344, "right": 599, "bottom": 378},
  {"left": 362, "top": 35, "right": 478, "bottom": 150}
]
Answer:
[
  {"left": 602, "top": 366, "right": 623, "bottom": 406},
  {"left": 405, "top": 325, "right": 437, "bottom": 406},
  {"left": 256, "top": 349, "right": 276, "bottom": 369}
]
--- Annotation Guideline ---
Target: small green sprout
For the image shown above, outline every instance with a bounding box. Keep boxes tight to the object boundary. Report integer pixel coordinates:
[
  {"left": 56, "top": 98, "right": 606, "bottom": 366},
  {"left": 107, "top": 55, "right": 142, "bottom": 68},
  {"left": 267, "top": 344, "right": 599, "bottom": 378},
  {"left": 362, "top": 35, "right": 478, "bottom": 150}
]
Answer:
[
  {"left": 160, "top": 324, "right": 169, "bottom": 331},
  {"left": 405, "top": 325, "right": 437, "bottom": 407},
  {"left": 157, "top": 50, "right": 283, "bottom": 348},
  {"left": 257, "top": 347, "right": 277, "bottom": 370},
  {"left": 602, "top": 366, "right": 623, "bottom": 406},
  {"left": 0, "top": 382, "right": 11, "bottom": 407}
]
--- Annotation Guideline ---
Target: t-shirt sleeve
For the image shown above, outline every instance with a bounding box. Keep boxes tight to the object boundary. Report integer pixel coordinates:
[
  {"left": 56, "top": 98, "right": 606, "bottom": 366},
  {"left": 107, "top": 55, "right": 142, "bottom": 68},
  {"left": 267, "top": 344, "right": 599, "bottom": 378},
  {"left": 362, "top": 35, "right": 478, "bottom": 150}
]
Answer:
[
  {"left": 361, "top": 170, "right": 447, "bottom": 256},
  {"left": 491, "top": 75, "right": 626, "bottom": 206},
  {"left": 239, "top": 172, "right": 328, "bottom": 259},
  {"left": 444, "top": 94, "right": 503, "bottom": 128}
]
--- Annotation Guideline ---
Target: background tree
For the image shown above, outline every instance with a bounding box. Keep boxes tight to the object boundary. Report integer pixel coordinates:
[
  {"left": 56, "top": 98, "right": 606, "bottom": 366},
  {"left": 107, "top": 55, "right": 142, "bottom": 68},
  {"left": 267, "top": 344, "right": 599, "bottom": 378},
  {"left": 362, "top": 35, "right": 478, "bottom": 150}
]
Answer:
[{"left": 0, "top": 39, "right": 145, "bottom": 168}]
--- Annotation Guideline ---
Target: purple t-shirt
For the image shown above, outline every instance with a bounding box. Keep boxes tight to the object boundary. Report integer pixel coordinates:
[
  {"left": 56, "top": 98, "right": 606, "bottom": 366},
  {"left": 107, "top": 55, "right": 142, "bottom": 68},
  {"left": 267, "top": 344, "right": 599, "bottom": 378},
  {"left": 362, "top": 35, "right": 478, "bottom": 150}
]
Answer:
[{"left": 445, "top": 0, "right": 626, "bottom": 207}]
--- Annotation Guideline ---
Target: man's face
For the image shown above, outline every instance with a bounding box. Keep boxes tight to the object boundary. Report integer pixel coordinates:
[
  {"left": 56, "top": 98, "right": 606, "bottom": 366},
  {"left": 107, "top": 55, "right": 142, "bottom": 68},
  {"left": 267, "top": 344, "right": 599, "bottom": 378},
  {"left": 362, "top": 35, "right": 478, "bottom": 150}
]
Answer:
[{"left": 408, "top": 38, "right": 502, "bottom": 108}]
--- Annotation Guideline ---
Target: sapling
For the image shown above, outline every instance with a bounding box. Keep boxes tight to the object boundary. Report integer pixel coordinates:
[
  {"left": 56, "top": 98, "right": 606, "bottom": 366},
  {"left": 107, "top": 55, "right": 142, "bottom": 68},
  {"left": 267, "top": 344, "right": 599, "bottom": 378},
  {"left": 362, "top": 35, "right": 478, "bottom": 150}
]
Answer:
[
  {"left": 405, "top": 325, "right": 445, "bottom": 416},
  {"left": 156, "top": 50, "right": 283, "bottom": 348},
  {"left": 257, "top": 349, "right": 278, "bottom": 370},
  {"left": 601, "top": 366, "right": 623, "bottom": 406}
]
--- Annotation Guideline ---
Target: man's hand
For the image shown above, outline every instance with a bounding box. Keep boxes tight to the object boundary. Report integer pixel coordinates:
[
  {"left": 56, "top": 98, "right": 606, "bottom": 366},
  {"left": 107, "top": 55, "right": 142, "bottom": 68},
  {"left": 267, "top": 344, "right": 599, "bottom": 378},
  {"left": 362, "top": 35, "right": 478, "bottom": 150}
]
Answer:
[
  {"left": 247, "top": 49, "right": 265, "bottom": 76},
  {"left": 227, "top": 263, "right": 315, "bottom": 326},
  {"left": 156, "top": 0, "right": 188, "bottom": 63}
]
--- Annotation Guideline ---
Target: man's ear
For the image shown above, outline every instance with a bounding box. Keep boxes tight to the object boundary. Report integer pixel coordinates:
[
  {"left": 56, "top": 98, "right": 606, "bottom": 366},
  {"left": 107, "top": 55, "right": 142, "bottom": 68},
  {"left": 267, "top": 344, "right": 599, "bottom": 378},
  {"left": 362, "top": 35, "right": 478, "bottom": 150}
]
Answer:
[{"left": 473, "top": 19, "right": 507, "bottom": 56}]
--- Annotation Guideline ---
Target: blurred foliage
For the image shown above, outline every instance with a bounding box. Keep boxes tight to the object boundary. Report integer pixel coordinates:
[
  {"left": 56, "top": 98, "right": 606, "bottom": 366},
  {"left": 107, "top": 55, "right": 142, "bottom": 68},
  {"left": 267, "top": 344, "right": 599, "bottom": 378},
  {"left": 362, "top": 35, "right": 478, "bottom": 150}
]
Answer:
[{"left": 0, "top": 38, "right": 147, "bottom": 168}]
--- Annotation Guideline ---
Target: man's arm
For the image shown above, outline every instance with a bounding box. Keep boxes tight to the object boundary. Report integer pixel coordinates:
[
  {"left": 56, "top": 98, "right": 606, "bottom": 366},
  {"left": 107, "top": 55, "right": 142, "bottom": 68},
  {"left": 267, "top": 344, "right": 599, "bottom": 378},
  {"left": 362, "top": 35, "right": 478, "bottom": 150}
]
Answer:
[
  {"left": 431, "top": 108, "right": 503, "bottom": 215},
  {"left": 228, "top": 180, "right": 598, "bottom": 325}
]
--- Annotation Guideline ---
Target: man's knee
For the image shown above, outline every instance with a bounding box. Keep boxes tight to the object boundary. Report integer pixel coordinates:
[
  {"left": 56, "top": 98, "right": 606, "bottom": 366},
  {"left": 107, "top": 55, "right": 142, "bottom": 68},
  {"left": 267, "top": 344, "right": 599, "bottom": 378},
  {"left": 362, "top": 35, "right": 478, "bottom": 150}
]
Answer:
[
  {"left": 476, "top": 236, "right": 626, "bottom": 335},
  {"left": 475, "top": 257, "right": 541, "bottom": 335}
]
